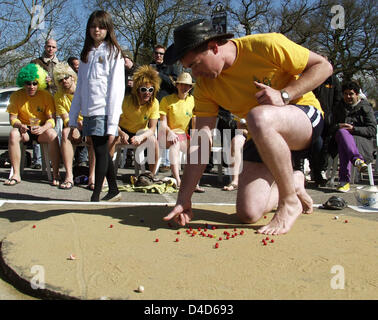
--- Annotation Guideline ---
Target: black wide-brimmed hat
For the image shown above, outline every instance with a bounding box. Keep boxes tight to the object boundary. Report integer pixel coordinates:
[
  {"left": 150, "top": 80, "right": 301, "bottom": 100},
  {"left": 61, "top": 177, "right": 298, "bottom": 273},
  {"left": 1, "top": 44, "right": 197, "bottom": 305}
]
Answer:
[{"left": 164, "top": 19, "right": 234, "bottom": 65}]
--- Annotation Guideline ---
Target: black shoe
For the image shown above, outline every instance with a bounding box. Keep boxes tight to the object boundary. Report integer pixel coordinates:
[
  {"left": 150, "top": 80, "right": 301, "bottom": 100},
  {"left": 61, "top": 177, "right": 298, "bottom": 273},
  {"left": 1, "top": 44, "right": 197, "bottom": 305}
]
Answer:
[
  {"left": 101, "top": 193, "right": 121, "bottom": 202},
  {"left": 31, "top": 163, "right": 41, "bottom": 169},
  {"left": 314, "top": 177, "right": 327, "bottom": 187}
]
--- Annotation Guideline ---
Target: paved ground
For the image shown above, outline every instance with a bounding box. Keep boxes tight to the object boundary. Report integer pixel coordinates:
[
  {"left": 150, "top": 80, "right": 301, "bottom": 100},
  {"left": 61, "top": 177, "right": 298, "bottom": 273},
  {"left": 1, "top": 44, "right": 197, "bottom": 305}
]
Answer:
[{"left": 0, "top": 160, "right": 376, "bottom": 299}]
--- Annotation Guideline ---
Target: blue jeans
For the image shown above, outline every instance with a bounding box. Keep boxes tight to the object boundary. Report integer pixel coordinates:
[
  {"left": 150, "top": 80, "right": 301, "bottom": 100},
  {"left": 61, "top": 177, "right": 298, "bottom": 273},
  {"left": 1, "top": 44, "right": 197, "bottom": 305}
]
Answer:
[{"left": 32, "top": 143, "right": 41, "bottom": 165}]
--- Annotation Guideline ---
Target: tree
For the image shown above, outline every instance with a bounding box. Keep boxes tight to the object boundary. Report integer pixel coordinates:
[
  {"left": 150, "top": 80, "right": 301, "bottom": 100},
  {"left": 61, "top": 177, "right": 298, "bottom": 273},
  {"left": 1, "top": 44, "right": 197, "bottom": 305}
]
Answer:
[
  {"left": 224, "top": 0, "right": 376, "bottom": 97},
  {"left": 86, "top": 0, "right": 210, "bottom": 64},
  {"left": 314, "top": 0, "right": 377, "bottom": 82},
  {"left": 222, "top": 0, "right": 272, "bottom": 36},
  {"left": 0, "top": 0, "right": 84, "bottom": 86}
]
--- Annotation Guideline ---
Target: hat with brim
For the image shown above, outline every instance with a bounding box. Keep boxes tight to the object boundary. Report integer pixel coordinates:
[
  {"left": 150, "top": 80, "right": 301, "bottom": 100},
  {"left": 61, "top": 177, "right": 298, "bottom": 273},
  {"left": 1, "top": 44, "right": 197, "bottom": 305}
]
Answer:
[
  {"left": 164, "top": 19, "right": 233, "bottom": 65},
  {"left": 174, "top": 72, "right": 194, "bottom": 86}
]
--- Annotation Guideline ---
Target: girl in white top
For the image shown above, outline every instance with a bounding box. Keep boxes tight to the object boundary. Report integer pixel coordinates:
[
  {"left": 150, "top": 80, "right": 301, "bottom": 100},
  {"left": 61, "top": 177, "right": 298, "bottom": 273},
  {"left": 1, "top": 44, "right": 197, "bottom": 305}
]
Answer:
[{"left": 69, "top": 10, "right": 125, "bottom": 202}]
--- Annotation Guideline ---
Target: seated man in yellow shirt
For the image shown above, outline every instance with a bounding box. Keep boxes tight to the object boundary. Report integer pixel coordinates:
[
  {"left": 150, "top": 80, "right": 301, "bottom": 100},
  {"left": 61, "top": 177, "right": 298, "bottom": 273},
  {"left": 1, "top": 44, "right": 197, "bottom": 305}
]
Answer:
[
  {"left": 112, "top": 65, "right": 160, "bottom": 175},
  {"left": 53, "top": 62, "right": 95, "bottom": 190},
  {"left": 5, "top": 63, "right": 61, "bottom": 186},
  {"left": 162, "top": 19, "right": 333, "bottom": 235}
]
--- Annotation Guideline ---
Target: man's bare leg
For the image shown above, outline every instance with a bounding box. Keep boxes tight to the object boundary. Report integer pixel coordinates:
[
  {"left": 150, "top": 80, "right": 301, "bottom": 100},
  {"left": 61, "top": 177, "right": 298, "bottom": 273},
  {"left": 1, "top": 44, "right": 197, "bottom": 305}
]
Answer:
[
  {"left": 294, "top": 171, "right": 313, "bottom": 214},
  {"left": 60, "top": 128, "right": 74, "bottom": 183},
  {"left": 39, "top": 129, "right": 61, "bottom": 181},
  {"left": 6, "top": 129, "right": 23, "bottom": 183},
  {"left": 246, "top": 105, "right": 313, "bottom": 235},
  {"left": 236, "top": 163, "right": 313, "bottom": 224}
]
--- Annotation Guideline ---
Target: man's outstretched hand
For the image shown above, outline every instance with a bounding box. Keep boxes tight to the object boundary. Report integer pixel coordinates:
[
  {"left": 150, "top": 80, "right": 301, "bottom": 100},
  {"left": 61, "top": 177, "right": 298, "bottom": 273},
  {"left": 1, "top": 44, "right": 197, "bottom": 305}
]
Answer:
[{"left": 163, "top": 202, "right": 193, "bottom": 226}]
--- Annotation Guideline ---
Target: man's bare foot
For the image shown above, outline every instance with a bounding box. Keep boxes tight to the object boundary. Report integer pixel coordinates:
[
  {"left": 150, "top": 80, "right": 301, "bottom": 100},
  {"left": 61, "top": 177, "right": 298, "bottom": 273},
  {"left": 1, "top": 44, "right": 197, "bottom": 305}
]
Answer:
[
  {"left": 257, "top": 194, "right": 302, "bottom": 235},
  {"left": 294, "top": 171, "right": 313, "bottom": 214}
]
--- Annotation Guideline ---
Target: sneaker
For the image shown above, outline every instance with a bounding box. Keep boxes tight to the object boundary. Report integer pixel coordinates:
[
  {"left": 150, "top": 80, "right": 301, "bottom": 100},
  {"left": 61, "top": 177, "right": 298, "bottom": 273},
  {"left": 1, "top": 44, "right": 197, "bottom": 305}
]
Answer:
[
  {"left": 354, "top": 158, "right": 368, "bottom": 173},
  {"left": 31, "top": 163, "right": 41, "bottom": 169},
  {"left": 337, "top": 182, "right": 350, "bottom": 193},
  {"left": 101, "top": 193, "right": 121, "bottom": 202}
]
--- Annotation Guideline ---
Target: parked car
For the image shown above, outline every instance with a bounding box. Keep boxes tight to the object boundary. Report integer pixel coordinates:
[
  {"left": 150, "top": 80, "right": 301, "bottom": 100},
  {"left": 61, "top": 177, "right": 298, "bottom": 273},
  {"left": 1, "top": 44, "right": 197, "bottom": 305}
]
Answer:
[{"left": 0, "top": 87, "right": 19, "bottom": 144}]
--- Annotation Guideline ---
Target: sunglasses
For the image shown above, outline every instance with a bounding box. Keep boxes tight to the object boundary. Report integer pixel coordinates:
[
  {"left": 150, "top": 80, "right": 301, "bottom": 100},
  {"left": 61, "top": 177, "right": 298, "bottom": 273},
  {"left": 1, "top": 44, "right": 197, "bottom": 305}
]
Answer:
[
  {"left": 59, "top": 75, "right": 71, "bottom": 82},
  {"left": 154, "top": 51, "right": 164, "bottom": 56},
  {"left": 139, "top": 87, "right": 154, "bottom": 93},
  {"left": 25, "top": 81, "right": 38, "bottom": 86}
]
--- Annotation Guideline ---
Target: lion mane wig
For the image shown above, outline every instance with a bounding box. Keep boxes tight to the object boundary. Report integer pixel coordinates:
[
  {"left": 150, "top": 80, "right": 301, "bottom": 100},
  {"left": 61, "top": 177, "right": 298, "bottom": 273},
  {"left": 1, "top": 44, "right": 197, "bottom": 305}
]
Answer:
[
  {"left": 53, "top": 61, "right": 78, "bottom": 90},
  {"left": 131, "top": 65, "right": 161, "bottom": 108},
  {"left": 16, "top": 63, "right": 47, "bottom": 89}
]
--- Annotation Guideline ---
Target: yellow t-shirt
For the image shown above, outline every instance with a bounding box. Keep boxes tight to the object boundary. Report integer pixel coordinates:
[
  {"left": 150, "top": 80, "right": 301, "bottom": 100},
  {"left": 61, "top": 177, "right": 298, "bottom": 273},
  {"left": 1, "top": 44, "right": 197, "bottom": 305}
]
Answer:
[
  {"left": 193, "top": 33, "right": 322, "bottom": 119},
  {"left": 159, "top": 93, "right": 195, "bottom": 133},
  {"left": 54, "top": 91, "right": 83, "bottom": 124},
  {"left": 7, "top": 88, "right": 55, "bottom": 125},
  {"left": 119, "top": 95, "right": 160, "bottom": 133}
]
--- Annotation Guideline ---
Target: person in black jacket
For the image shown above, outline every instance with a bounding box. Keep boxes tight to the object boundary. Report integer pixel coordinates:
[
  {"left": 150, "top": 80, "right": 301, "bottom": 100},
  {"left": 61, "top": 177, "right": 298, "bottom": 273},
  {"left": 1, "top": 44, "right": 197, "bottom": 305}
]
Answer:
[
  {"left": 292, "top": 54, "right": 342, "bottom": 186},
  {"left": 329, "top": 81, "right": 376, "bottom": 192},
  {"left": 309, "top": 71, "right": 342, "bottom": 185},
  {"left": 150, "top": 44, "right": 179, "bottom": 101}
]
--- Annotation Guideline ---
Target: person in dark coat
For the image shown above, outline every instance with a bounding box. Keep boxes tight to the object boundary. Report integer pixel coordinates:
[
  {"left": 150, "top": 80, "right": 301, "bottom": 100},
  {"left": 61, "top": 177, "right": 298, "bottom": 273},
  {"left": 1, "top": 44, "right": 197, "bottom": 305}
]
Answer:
[
  {"left": 309, "top": 72, "right": 342, "bottom": 185},
  {"left": 292, "top": 54, "right": 342, "bottom": 186},
  {"left": 150, "top": 44, "right": 179, "bottom": 102},
  {"left": 328, "top": 81, "right": 376, "bottom": 192}
]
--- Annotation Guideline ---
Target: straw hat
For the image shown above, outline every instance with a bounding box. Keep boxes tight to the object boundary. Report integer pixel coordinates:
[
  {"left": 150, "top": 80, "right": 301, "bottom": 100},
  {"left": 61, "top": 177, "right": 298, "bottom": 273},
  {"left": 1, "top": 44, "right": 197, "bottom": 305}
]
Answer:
[{"left": 174, "top": 72, "right": 194, "bottom": 86}]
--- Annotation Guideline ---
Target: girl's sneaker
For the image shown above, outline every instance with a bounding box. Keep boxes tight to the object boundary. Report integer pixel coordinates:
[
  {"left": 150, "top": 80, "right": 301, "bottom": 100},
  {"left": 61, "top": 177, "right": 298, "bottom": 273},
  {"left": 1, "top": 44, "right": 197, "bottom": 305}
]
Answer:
[
  {"left": 337, "top": 182, "right": 350, "bottom": 193},
  {"left": 354, "top": 158, "right": 368, "bottom": 173}
]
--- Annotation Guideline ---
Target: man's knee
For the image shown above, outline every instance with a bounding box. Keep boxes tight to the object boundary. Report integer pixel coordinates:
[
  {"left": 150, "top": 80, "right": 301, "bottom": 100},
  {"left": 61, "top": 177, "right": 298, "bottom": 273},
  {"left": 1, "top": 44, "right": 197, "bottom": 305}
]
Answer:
[
  {"left": 246, "top": 105, "right": 271, "bottom": 134},
  {"left": 9, "top": 128, "right": 22, "bottom": 141},
  {"left": 43, "top": 128, "right": 58, "bottom": 142},
  {"left": 236, "top": 201, "right": 264, "bottom": 224}
]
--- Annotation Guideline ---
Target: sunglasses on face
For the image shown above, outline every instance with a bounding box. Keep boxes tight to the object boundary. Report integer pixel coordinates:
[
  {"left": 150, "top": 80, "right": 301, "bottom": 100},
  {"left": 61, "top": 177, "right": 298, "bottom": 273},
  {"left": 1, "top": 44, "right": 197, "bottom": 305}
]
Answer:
[
  {"left": 154, "top": 51, "right": 164, "bottom": 56},
  {"left": 25, "top": 81, "right": 38, "bottom": 86},
  {"left": 139, "top": 87, "right": 154, "bottom": 93},
  {"left": 59, "top": 75, "right": 71, "bottom": 82}
]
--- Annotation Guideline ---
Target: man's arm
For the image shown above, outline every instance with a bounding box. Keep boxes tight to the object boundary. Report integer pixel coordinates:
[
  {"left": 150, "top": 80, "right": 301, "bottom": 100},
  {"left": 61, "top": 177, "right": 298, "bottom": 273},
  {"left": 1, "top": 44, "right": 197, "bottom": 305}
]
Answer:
[
  {"left": 284, "top": 51, "right": 333, "bottom": 102},
  {"left": 255, "top": 51, "right": 333, "bottom": 106},
  {"left": 163, "top": 116, "right": 217, "bottom": 226}
]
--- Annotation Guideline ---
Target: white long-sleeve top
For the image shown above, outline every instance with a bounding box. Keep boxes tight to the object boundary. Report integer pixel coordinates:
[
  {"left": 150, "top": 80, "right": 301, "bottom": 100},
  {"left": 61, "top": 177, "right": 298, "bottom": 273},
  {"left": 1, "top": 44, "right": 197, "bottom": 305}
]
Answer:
[{"left": 69, "top": 42, "right": 125, "bottom": 135}]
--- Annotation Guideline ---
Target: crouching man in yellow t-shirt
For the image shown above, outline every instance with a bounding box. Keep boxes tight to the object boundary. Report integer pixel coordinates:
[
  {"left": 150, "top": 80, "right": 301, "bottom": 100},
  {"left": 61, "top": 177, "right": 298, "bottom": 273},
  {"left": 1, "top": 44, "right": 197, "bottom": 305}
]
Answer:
[
  {"left": 162, "top": 20, "right": 333, "bottom": 235},
  {"left": 5, "top": 63, "right": 61, "bottom": 186}
]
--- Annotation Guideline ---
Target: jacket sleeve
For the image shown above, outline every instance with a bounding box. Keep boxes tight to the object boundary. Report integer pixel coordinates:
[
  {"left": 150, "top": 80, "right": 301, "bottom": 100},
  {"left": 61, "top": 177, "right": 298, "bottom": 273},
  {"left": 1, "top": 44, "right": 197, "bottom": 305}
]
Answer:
[
  {"left": 106, "top": 50, "right": 125, "bottom": 135},
  {"left": 159, "top": 64, "right": 178, "bottom": 92},
  {"left": 353, "top": 103, "right": 377, "bottom": 138}
]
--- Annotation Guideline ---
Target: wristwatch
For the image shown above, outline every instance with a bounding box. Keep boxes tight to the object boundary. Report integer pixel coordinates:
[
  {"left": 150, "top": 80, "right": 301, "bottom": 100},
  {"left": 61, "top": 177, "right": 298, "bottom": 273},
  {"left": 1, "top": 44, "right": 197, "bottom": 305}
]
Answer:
[{"left": 280, "top": 90, "right": 291, "bottom": 104}]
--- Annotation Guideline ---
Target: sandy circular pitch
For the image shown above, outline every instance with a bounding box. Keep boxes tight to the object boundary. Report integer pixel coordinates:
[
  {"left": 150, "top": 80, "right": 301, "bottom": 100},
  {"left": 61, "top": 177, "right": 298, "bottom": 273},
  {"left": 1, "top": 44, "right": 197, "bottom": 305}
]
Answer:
[{"left": 1, "top": 204, "right": 377, "bottom": 299}]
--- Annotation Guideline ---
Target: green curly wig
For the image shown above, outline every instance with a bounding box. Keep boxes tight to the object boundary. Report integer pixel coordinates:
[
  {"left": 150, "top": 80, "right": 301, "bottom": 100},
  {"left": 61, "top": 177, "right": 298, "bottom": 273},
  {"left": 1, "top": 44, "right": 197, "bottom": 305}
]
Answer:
[{"left": 16, "top": 63, "right": 48, "bottom": 89}]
